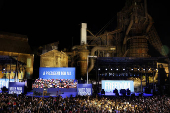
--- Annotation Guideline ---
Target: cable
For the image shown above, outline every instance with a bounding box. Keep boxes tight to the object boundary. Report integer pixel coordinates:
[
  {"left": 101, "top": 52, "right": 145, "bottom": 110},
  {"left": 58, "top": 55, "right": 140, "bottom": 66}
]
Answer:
[{"left": 96, "top": 15, "right": 116, "bottom": 36}]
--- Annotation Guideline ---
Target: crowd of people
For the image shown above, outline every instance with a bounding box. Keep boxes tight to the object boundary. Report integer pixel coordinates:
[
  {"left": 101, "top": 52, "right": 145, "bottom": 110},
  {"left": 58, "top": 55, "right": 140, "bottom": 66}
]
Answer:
[
  {"left": 0, "top": 92, "right": 170, "bottom": 113},
  {"left": 32, "top": 78, "right": 77, "bottom": 89}
]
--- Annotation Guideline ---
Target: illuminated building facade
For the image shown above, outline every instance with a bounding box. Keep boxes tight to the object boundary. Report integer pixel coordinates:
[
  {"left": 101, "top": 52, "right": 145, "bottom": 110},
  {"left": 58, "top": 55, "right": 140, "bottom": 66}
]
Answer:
[
  {"left": 0, "top": 32, "right": 34, "bottom": 80},
  {"left": 40, "top": 49, "right": 68, "bottom": 68}
]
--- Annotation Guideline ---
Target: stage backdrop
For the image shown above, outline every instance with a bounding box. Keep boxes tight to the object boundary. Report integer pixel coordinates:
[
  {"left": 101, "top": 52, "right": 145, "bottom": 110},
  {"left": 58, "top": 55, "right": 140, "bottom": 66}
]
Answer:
[
  {"left": 39, "top": 67, "right": 75, "bottom": 79},
  {"left": 8, "top": 82, "right": 25, "bottom": 94},
  {"left": 102, "top": 80, "right": 134, "bottom": 92},
  {"left": 77, "top": 84, "right": 92, "bottom": 96}
]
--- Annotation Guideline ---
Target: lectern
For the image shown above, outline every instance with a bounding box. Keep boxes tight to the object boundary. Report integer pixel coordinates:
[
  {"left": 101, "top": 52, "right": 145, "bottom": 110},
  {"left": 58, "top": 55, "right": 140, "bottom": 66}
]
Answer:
[{"left": 43, "top": 87, "right": 48, "bottom": 96}]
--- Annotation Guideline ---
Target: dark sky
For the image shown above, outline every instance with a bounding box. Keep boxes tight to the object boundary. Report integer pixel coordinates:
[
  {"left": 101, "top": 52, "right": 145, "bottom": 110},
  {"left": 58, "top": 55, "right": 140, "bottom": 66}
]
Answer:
[{"left": 0, "top": 0, "right": 169, "bottom": 51}]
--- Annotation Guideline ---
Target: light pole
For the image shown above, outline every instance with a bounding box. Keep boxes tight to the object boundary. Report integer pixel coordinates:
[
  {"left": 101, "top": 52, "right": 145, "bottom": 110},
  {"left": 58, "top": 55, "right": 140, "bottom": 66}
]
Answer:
[{"left": 87, "top": 55, "right": 97, "bottom": 84}]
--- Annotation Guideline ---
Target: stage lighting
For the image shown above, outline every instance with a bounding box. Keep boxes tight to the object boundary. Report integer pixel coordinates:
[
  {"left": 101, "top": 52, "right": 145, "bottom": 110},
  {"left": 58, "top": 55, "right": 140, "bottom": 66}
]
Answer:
[
  {"left": 105, "top": 68, "right": 107, "bottom": 70},
  {"left": 3, "top": 68, "right": 5, "bottom": 71},
  {"left": 138, "top": 69, "right": 140, "bottom": 71},
  {"left": 131, "top": 69, "right": 133, "bottom": 71},
  {"left": 98, "top": 68, "right": 100, "bottom": 70},
  {"left": 143, "top": 69, "right": 145, "bottom": 71},
  {"left": 156, "top": 69, "right": 157, "bottom": 71},
  {"left": 123, "top": 69, "right": 125, "bottom": 71},
  {"left": 149, "top": 69, "right": 150, "bottom": 71},
  {"left": 111, "top": 68, "right": 112, "bottom": 70},
  {"left": 116, "top": 69, "right": 118, "bottom": 71}
]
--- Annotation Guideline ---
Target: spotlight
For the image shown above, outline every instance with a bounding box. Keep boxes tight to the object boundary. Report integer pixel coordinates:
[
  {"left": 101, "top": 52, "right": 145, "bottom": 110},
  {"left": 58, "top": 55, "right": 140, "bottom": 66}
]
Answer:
[
  {"left": 123, "top": 69, "right": 125, "bottom": 71},
  {"left": 149, "top": 69, "right": 150, "bottom": 71},
  {"left": 98, "top": 68, "right": 100, "bottom": 70},
  {"left": 138, "top": 69, "right": 140, "bottom": 71},
  {"left": 116, "top": 69, "right": 118, "bottom": 71},
  {"left": 143, "top": 69, "right": 145, "bottom": 71},
  {"left": 3, "top": 68, "right": 5, "bottom": 71},
  {"left": 156, "top": 69, "right": 157, "bottom": 71},
  {"left": 131, "top": 69, "right": 133, "bottom": 71},
  {"left": 105, "top": 68, "right": 107, "bottom": 70},
  {"left": 111, "top": 68, "right": 112, "bottom": 70}
]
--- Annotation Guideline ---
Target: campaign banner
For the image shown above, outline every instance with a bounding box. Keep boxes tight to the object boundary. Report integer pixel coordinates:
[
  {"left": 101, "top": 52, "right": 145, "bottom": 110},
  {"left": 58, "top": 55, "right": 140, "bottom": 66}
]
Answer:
[
  {"left": 77, "top": 84, "right": 92, "bottom": 96},
  {"left": 9, "top": 82, "right": 25, "bottom": 94},
  {"left": 39, "top": 67, "right": 75, "bottom": 79},
  {"left": 102, "top": 80, "right": 134, "bottom": 92},
  {"left": 0, "top": 79, "right": 16, "bottom": 90}
]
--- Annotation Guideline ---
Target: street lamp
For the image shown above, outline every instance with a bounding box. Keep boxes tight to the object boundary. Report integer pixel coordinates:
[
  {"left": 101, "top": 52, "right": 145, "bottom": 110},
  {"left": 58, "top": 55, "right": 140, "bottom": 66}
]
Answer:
[{"left": 87, "top": 55, "right": 97, "bottom": 84}]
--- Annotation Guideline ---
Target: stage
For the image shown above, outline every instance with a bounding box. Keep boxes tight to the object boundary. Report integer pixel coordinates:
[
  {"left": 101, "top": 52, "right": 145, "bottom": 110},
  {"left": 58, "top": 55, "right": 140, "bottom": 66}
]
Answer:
[
  {"left": 0, "top": 90, "right": 153, "bottom": 98},
  {"left": 26, "top": 91, "right": 77, "bottom": 98},
  {"left": 98, "top": 92, "right": 153, "bottom": 97}
]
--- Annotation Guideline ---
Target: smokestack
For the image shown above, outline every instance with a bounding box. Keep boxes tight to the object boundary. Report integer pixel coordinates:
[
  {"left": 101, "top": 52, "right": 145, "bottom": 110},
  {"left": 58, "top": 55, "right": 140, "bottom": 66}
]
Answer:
[
  {"left": 144, "top": 0, "right": 148, "bottom": 17},
  {"left": 80, "top": 23, "right": 87, "bottom": 45}
]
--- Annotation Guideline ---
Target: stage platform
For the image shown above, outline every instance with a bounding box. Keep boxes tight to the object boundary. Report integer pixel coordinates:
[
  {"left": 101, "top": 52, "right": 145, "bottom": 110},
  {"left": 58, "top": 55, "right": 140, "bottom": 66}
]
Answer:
[
  {"left": 98, "top": 92, "right": 153, "bottom": 97},
  {"left": 26, "top": 91, "right": 77, "bottom": 98}
]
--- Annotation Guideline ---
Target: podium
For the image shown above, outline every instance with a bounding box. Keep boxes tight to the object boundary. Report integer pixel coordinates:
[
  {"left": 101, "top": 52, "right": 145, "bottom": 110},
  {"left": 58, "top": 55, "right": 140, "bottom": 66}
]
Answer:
[{"left": 43, "top": 87, "right": 48, "bottom": 96}]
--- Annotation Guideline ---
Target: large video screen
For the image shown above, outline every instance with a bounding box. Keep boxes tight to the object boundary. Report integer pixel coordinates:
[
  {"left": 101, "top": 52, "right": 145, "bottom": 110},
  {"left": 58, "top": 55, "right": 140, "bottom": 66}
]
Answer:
[
  {"left": 102, "top": 80, "right": 134, "bottom": 92},
  {"left": 39, "top": 67, "right": 75, "bottom": 79},
  {"left": 0, "top": 79, "right": 16, "bottom": 90}
]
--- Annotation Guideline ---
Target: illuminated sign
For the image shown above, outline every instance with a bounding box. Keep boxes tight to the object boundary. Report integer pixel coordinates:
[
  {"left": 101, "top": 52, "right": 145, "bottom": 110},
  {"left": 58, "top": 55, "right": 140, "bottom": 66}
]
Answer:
[
  {"left": 39, "top": 67, "right": 75, "bottom": 79},
  {"left": 102, "top": 80, "right": 134, "bottom": 92},
  {"left": 9, "top": 82, "right": 25, "bottom": 94},
  {"left": 0, "top": 79, "right": 16, "bottom": 90},
  {"left": 77, "top": 84, "right": 92, "bottom": 96}
]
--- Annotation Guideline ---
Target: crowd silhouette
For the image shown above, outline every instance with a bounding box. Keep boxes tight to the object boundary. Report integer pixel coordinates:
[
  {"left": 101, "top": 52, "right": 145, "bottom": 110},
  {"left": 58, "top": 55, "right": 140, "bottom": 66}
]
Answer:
[{"left": 0, "top": 92, "right": 170, "bottom": 113}]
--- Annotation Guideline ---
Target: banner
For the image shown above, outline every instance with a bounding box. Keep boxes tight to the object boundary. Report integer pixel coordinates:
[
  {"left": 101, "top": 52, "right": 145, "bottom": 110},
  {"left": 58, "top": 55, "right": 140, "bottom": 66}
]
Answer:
[
  {"left": 39, "top": 67, "right": 75, "bottom": 79},
  {"left": 9, "top": 82, "right": 25, "bottom": 94},
  {"left": 77, "top": 84, "right": 92, "bottom": 96},
  {"left": 102, "top": 80, "right": 134, "bottom": 92}
]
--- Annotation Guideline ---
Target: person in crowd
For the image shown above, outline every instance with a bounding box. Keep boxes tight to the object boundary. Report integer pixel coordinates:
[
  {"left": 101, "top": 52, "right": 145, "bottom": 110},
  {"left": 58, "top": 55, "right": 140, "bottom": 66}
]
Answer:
[{"left": 0, "top": 92, "right": 170, "bottom": 113}]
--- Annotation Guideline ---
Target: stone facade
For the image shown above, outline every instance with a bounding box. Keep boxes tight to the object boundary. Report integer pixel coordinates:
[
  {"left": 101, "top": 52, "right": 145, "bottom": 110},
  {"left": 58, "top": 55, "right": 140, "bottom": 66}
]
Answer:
[{"left": 40, "top": 49, "right": 68, "bottom": 67}]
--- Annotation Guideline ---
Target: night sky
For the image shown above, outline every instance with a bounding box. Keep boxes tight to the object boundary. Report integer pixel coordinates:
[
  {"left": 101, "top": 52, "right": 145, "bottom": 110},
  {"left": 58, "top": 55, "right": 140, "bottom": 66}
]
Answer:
[{"left": 0, "top": 0, "right": 169, "bottom": 53}]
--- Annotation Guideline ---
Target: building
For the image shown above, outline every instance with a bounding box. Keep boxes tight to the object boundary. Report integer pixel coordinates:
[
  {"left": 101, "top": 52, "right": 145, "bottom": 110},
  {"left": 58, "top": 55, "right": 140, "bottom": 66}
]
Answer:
[
  {"left": 0, "top": 32, "right": 34, "bottom": 80},
  {"left": 40, "top": 49, "right": 68, "bottom": 67}
]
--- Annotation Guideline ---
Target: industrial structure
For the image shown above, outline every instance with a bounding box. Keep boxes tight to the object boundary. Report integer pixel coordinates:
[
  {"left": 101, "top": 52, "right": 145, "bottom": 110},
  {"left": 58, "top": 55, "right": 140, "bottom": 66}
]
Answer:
[
  {"left": 39, "top": 0, "right": 169, "bottom": 93},
  {"left": 0, "top": 32, "right": 34, "bottom": 80},
  {"left": 64, "top": 0, "right": 169, "bottom": 92}
]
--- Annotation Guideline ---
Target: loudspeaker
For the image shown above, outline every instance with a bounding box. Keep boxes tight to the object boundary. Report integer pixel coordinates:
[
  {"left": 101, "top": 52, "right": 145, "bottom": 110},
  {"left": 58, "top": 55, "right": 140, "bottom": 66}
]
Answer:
[
  {"left": 120, "top": 89, "right": 126, "bottom": 95},
  {"left": 158, "top": 68, "right": 167, "bottom": 85},
  {"left": 101, "top": 89, "right": 105, "bottom": 95},
  {"left": 131, "top": 93, "right": 135, "bottom": 97}
]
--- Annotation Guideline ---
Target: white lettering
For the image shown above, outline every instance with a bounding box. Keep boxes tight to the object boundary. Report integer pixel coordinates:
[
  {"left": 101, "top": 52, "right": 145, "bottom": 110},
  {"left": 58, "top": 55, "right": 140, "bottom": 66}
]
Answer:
[
  {"left": 10, "top": 87, "right": 16, "bottom": 91},
  {"left": 61, "top": 71, "right": 66, "bottom": 75},
  {"left": 17, "top": 87, "right": 22, "bottom": 90},
  {"left": 67, "top": 72, "right": 71, "bottom": 75},
  {"left": 103, "top": 81, "right": 132, "bottom": 92}
]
